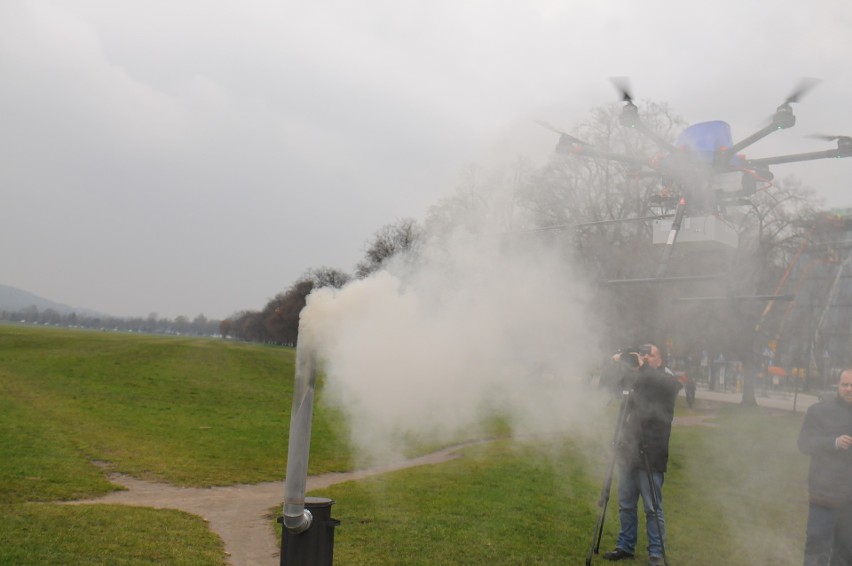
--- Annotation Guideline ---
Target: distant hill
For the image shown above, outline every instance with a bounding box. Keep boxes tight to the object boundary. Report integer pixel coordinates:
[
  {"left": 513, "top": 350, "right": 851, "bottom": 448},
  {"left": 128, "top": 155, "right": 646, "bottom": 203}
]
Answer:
[{"left": 0, "top": 284, "right": 102, "bottom": 316}]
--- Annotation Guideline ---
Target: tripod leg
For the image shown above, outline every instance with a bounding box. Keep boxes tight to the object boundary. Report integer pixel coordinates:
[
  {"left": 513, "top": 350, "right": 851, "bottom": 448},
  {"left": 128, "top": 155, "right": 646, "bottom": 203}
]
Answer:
[
  {"left": 586, "top": 392, "right": 631, "bottom": 565},
  {"left": 586, "top": 441, "right": 616, "bottom": 565},
  {"left": 586, "top": 497, "right": 608, "bottom": 565},
  {"left": 641, "top": 451, "right": 669, "bottom": 566}
]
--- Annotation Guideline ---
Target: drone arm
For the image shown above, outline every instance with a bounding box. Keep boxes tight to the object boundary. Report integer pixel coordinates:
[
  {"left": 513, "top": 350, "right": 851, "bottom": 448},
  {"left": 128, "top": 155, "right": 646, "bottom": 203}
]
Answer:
[
  {"left": 746, "top": 148, "right": 851, "bottom": 167},
  {"left": 718, "top": 123, "right": 781, "bottom": 164}
]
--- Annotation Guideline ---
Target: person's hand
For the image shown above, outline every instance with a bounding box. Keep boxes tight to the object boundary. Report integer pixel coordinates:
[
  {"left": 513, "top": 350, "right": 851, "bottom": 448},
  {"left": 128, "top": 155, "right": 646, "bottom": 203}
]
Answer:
[{"left": 836, "top": 435, "right": 852, "bottom": 450}]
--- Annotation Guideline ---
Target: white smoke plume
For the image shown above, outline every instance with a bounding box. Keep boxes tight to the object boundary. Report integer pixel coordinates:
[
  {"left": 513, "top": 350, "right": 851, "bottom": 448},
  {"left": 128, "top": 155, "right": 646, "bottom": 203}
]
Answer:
[{"left": 300, "top": 190, "right": 606, "bottom": 465}]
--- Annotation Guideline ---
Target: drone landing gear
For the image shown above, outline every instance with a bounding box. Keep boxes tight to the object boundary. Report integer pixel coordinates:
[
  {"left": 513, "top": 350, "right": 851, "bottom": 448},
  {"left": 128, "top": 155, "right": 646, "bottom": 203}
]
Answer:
[{"left": 655, "top": 197, "right": 687, "bottom": 279}]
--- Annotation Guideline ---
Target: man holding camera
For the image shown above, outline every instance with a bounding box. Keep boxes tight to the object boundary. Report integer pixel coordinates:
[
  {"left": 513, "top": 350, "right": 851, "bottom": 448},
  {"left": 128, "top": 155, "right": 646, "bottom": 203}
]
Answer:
[
  {"left": 604, "top": 344, "right": 681, "bottom": 566},
  {"left": 798, "top": 368, "right": 852, "bottom": 565}
]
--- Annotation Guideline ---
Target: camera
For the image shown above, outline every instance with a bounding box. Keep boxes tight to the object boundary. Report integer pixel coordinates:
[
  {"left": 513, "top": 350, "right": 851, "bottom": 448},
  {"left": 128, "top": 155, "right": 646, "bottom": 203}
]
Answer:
[
  {"left": 618, "top": 351, "right": 641, "bottom": 367},
  {"left": 617, "top": 345, "right": 651, "bottom": 368}
]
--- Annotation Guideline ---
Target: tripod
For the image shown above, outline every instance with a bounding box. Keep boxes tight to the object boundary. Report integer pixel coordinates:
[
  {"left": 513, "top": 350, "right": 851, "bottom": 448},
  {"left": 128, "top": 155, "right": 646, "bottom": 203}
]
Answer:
[
  {"left": 640, "top": 447, "right": 669, "bottom": 566},
  {"left": 586, "top": 390, "right": 670, "bottom": 566},
  {"left": 586, "top": 390, "right": 630, "bottom": 565}
]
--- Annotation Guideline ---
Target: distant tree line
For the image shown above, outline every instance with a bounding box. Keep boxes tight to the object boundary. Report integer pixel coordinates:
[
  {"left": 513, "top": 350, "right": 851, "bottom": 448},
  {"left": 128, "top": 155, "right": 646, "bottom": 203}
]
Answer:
[{"left": 0, "top": 306, "right": 220, "bottom": 336}]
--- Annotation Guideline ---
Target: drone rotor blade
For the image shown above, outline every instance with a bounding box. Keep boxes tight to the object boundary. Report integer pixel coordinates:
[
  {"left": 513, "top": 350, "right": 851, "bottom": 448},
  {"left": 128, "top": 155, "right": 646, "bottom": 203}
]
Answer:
[
  {"left": 807, "top": 133, "right": 850, "bottom": 142},
  {"left": 759, "top": 78, "right": 822, "bottom": 126},
  {"left": 534, "top": 120, "right": 591, "bottom": 146},
  {"left": 784, "top": 77, "right": 821, "bottom": 104},
  {"left": 610, "top": 76, "right": 633, "bottom": 103},
  {"left": 561, "top": 133, "right": 592, "bottom": 146},
  {"left": 534, "top": 119, "right": 566, "bottom": 135}
]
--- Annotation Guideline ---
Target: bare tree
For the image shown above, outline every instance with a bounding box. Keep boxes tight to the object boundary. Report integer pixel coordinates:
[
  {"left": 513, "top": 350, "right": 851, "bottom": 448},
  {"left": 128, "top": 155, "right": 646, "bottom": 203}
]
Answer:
[
  {"left": 266, "top": 268, "right": 351, "bottom": 345},
  {"left": 517, "top": 102, "right": 819, "bottom": 385},
  {"left": 219, "top": 265, "right": 352, "bottom": 345},
  {"left": 521, "top": 103, "right": 686, "bottom": 278},
  {"left": 732, "top": 179, "right": 820, "bottom": 404},
  {"left": 304, "top": 266, "right": 351, "bottom": 289},
  {"left": 424, "top": 162, "right": 531, "bottom": 237},
  {"left": 219, "top": 318, "right": 234, "bottom": 339},
  {"left": 514, "top": 102, "right": 688, "bottom": 347},
  {"left": 231, "top": 310, "right": 265, "bottom": 343},
  {"left": 263, "top": 279, "right": 315, "bottom": 346},
  {"left": 355, "top": 218, "right": 423, "bottom": 278}
]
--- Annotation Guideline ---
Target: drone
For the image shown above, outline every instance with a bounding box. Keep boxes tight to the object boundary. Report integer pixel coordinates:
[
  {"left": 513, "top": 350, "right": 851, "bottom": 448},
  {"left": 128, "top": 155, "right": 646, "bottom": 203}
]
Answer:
[{"left": 540, "top": 78, "right": 852, "bottom": 280}]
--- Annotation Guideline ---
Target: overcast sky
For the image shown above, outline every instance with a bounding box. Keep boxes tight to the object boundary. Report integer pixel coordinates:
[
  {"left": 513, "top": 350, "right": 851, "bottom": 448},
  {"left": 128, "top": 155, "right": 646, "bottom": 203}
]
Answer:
[{"left": 2, "top": 0, "right": 851, "bottom": 320}]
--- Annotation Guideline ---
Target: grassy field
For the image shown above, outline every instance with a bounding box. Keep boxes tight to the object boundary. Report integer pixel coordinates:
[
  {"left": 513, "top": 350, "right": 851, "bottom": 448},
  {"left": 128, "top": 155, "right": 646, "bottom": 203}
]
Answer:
[
  {"left": 325, "top": 406, "right": 810, "bottom": 565},
  {"left": 1, "top": 324, "right": 810, "bottom": 564}
]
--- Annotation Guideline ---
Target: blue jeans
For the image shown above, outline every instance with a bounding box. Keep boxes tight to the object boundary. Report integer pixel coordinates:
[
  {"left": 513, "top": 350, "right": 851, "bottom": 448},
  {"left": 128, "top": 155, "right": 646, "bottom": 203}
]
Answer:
[
  {"left": 804, "top": 502, "right": 852, "bottom": 566},
  {"left": 616, "top": 464, "right": 666, "bottom": 558}
]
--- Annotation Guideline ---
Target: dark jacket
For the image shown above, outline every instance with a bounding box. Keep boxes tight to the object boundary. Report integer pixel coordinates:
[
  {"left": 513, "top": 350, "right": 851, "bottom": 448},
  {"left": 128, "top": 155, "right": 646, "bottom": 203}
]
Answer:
[
  {"left": 619, "top": 365, "right": 681, "bottom": 472},
  {"left": 798, "top": 395, "right": 852, "bottom": 506}
]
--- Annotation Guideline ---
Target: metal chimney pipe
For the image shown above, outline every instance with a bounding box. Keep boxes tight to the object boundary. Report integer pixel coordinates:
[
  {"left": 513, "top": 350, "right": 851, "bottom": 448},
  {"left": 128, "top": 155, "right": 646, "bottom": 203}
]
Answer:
[{"left": 282, "top": 330, "right": 317, "bottom": 533}]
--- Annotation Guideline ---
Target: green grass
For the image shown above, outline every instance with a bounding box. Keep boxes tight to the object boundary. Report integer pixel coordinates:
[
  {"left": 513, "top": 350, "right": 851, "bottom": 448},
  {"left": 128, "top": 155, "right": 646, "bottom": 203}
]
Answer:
[
  {"left": 0, "top": 324, "right": 347, "bottom": 565},
  {"left": 0, "top": 324, "right": 351, "bottom": 494},
  {"left": 664, "top": 405, "right": 809, "bottom": 564},
  {"left": 1, "top": 324, "right": 811, "bottom": 564},
  {"left": 320, "top": 403, "right": 809, "bottom": 565},
  {"left": 322, "top": 439, "right": 599, "bottom": 565},
  {"left": 0, "top": 504, "right": 226, "bottom": 565}
]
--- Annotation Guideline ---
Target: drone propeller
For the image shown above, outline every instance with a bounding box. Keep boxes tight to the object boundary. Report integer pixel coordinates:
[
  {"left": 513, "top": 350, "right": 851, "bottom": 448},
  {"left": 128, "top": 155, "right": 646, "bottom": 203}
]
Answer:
[
  {"left": 783, "top": 77, "right": 821, "bottom": 106},
  {"left": 534, "top": 120, "right": 591, "bottom": 145},
  {"left": 764, "top": 78, "right": 821, "bottom": 129},
  {"left": 808, "top": 133, "right": 851, "bottom": 142},
  {"left": 610, "top": 76, "right": 642, "bottom": 129},
  {"left": 610, "top": 76, "right": 634, "bottom": 103},
  {"left": 808, "top": 133, "right": 852, "bottom": 156}
]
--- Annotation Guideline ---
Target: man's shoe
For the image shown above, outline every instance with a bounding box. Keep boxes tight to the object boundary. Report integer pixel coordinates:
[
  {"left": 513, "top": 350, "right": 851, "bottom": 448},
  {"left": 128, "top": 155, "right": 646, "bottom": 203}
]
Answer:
[
  {"left": 602, "top": 548, "right": 635, "bottom": 561},
  {"left": 647, "top": 556, "right": 664, "bottom": 566}
]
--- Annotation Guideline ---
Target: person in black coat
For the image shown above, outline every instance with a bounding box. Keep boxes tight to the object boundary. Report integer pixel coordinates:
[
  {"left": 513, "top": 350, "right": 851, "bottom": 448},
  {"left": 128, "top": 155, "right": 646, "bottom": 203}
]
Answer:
[
  {"left": 798, "top": 368, "right": 852, "bottom": 566},
  {"left": 603, "top": 344, "right": 681, "bottom": 566}
]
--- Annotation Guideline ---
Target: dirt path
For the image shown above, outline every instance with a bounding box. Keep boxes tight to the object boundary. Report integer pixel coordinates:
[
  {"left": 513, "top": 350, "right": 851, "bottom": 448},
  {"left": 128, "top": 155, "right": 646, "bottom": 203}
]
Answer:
[
  {"left": 64, "top": 442, "right": 482, "bottom": 566},
  {"left": 64, "top": 415, "right": 714, "bottom": 566}
]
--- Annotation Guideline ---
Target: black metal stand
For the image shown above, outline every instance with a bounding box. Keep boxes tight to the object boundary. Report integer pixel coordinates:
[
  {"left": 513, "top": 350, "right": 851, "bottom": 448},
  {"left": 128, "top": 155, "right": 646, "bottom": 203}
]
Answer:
[
  {"left": 279, "top": 497, "right": 340, "bottom": 566},
  {"left": 586, "top": 391, "right": 631, "bottom": 565},
  {"left": 640, "top": 450, "right": 669, "bottom": 566}
]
